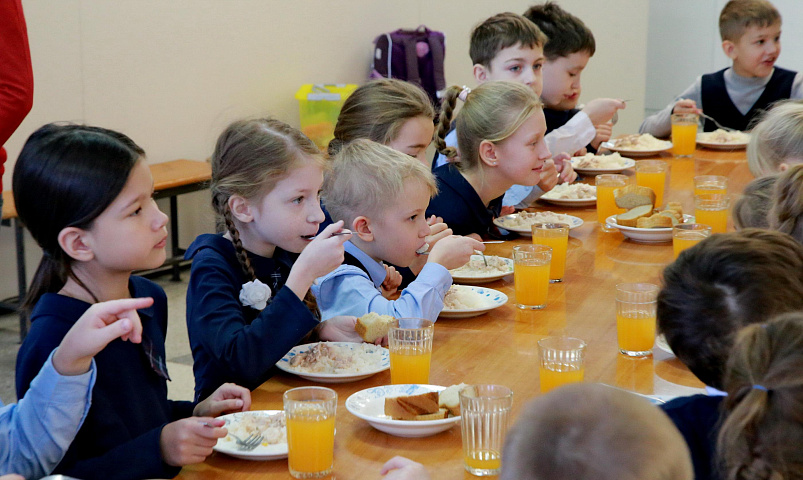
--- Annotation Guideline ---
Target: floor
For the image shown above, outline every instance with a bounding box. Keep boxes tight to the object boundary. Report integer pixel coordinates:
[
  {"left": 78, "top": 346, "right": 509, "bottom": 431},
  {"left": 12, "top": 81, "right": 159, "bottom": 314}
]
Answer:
[{"left": 0, "top": 272, "right": 196, "bottom": 404}]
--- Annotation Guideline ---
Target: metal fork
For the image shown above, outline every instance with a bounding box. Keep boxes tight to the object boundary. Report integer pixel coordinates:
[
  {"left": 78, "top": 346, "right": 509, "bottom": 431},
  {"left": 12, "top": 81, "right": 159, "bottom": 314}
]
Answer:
[
  {"left": 698, "top": 112, "right": 735, "bottom": 132},
  {"left": 230, "top": 433, "right": 264, "bottom": 451}
]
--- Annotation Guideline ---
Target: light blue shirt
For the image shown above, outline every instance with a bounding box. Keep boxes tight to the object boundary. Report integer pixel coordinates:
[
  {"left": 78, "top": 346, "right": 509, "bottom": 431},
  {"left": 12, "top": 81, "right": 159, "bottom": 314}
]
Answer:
[
  {"left": 312, "top": 241, "right": 452, "bottom": 322},
  {"left": 0, "top": 350, "right": 95, "bottom": 478}
]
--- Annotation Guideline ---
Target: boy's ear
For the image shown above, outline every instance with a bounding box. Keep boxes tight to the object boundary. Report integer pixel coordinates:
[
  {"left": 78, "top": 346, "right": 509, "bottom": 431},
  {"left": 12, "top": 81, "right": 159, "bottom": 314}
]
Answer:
[
  {"left": 352, "top": 216, "right": 374, "bottom": 242},
  {"left": 722, "top": 40, "right": 737, "bottom": 60},
  {"left": 473, "top": 64, "right": 489, "bottom": 84},
  {"left": 228, "top": 195, "right": 253, "bottom": 223},
  {"left": 58, "top": 227, "right": 95, "bottom": 262},
  {"left": 478, "top": 139, "right": 499, "bottom": 167}
]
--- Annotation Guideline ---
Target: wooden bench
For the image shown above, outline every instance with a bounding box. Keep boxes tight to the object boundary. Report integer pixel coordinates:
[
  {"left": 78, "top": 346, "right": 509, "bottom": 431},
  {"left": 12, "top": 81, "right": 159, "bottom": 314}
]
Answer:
[{"left": 1, "top": 159, "right": 212, "bottom": 341}]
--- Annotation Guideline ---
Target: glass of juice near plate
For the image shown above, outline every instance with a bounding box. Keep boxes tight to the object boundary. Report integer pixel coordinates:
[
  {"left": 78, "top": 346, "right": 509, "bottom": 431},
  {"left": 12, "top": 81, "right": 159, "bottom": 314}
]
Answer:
[
  {"left": 671, "top": 113, "right": 698, "bottom": 157},
  {"left": 512, "top": 245, "right": 552, "bottom": 309},
  {"left": 673, "top": 223, "right": 712, "bottom": 259},
  {"left": 537, "top": 336, "right": 586, "bottom": 393},
  {"left": 531, "top": 223, "right": 569, "bottom": 283},
  {"left": 615, "top": 283, "right": 659, "bottom": 357},
  {"left": 284, "top": 386, "right": 337, "bottom": 479},
  {"left": 388, "top": 318, "right": 434, "bottom": 384},
  {"left": 460, "top": 384, "right": 513, "bottom": 476},
  {"left": 635, "top": 160, "right": 668, "bottom": 207},
  {"left": 694, "top": 175, "right": 728, "bottom": 196},
  {"left": 694, "top": 193, "right": 730, "bottom": 234},
  {"left": 596, "top": 174, "right": 629, "bottom": 232}
]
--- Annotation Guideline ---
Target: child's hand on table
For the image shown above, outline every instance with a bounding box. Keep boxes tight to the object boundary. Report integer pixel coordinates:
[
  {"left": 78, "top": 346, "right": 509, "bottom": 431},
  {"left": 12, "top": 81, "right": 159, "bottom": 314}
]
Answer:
[
  {"left": 193, "top": 383, "right": 251, "bottom": 417},
  {"left": 427, "top": 235, "right": 485, "bottom": 270},
  {"left": 160, "top": 417, "right": 227, "bottom": 466},
  {"left": 380, "top": 456, "right": 431, "bottom": 479}
]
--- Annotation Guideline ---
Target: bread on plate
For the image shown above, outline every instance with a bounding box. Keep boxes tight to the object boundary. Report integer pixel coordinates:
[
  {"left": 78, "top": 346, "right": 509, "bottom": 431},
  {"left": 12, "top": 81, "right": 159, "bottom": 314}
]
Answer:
[
  {"left": 355, "top": 312, "right": 394, "bottom": 343},
  {"left": 614, "top": 185, "right": 655, "bottom": 210}
]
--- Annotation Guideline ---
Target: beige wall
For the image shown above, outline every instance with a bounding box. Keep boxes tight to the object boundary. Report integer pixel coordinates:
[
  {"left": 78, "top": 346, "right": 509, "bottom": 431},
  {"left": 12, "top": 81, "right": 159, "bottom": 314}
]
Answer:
[{"left": 0, "top": 0, "right": 649, "bottom": 297}]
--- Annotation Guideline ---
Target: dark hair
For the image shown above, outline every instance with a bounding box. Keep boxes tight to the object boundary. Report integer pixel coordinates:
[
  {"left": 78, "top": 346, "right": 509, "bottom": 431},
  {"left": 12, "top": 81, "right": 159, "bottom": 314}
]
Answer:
[
  {"left": 523, "top": 2, "right": 596, "bottom": 60},
  {"left": 469, "top": 12, "right": 548, "bottom": 67},
  {"left": 717, "top": 312, "right": 803, "bottom": 480},
  {"left": 769, "top": 164, "right": 803, "bottom": 243},
  {"left": 12, "top": 123, "right": 144, "bottom": 312},
  {"left": 657, "top": 229, "right": 803, "bottom": 389},
  {"left": 733, "top": 175, "right": 777, "bottom": 230}
]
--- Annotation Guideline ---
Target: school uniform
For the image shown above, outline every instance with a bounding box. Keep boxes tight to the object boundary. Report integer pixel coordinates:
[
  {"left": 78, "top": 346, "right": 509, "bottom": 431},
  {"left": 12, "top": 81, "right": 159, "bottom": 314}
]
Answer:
[
  {"left": 660, "top": 394, "right": 724, "bottom": 480},
  {"left": 185, "top": 234, "right": 318, "bottom": 401},
  {"left": 312, "top": 241, "right": 451, "bottom": 322},
  {"left": 426, "top": 164, "right": 513, "bottom": 239},
  {"left": 15, "top": 277, "right": 191, "bottom": 480}
]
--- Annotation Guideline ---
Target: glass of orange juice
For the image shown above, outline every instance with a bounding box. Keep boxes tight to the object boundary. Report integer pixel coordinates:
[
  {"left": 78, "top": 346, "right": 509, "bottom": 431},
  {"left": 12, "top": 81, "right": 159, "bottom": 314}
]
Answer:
[
  {"left": 284, "top": 386, "right": 337, "bottom": 479},
  {"left": 635, "top": 160, "right": 668, "bottom": 207},
  {"left": 615, "top": 283, "right": 659, "bottom": 357},
  {"left": 531, "top": 223, "right": 569, "bottom": 283},
  {"left": 694, "top": 193, "right": 730, "bottom": 233},
  {"left": 671, "top": 113, "right": 698, "bottom": 157},
  {"left": 537, "top": 336, "right": 586, "bottom": 393},
  {"left": 596, "top": 174, "right": 629, "bottom": 232},
  {"left": 388, "top": 318, "right": 434, "bottom": 384},
  {"left": 672, "top": 223, "right": 712, "bottom": 259},
  {"left": 693, "top": 175, "right": 728, "bottom": 196},
  {"left": 459, "top": 384, "right": 513, "bottom": 476},
  {"left": 513, "top": 245, "right": 552, "bottom": 309}
]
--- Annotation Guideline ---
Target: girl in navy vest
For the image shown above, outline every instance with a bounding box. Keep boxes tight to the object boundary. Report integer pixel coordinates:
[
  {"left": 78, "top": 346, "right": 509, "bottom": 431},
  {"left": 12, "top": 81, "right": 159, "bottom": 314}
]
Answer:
[
  {"left": 185, "top": 118, "right": 362, "bottom": 402},
  {"left": 13, "top": 124, "right": 251, "bottom": 480}
]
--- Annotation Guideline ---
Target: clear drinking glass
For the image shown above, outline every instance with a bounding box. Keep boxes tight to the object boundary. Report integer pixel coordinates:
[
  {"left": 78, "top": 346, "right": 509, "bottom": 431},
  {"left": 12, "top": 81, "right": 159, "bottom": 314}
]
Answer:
[
  {"left": 388, "top": 318, "right": 434, "bottom": 384},
  {"left": 284, "top": 386, "right": 338, "bottom": 479},
  {"left": 531, "top": 223, "right": 569, "bottom": 283},
  {"left": 538, "top": 336, "right": 586, "bottom": 393},
  {"left": 460, "top": 385, "right": 513, "bottom": 476},
  {"left": 615, "top": 283, "right": 659, "bottom": 357},
  {"left": 512, "top": 245, "right": 552, "bottom": 309}
]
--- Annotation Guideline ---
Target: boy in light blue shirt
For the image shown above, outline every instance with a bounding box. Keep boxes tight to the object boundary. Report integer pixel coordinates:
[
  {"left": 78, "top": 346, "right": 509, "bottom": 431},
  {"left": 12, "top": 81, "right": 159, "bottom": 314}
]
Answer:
[{"left": 313, "top": 140, "right": 483, "bottom": 322}]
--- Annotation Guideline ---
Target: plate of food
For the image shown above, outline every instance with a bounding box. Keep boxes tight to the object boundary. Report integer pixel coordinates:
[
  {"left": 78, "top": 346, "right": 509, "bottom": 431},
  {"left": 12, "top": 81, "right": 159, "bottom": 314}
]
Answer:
[
  {"left": 276, "top": 342, "right": 389, "bottom": 383},
  {"left": 696, "top": 129, "right": 750, "bottom": 150},
  {"left": 346, "top": 384, "right": 463, "bottom": 437},
  {"left": 605, "top": 214, "right": 694, "bottom": 243},
  {"left": 604, "top": 134, "right": 673, "bottom": 157},
  {"left": 214, "top": 410, "right": 287, "bottom": 460},
  {"left": 449, "top": 255, "right": 513, "bottom": 284},
  {"left": 440, "top": 285, "right": 508, "bottom": 319},
  {"left": 539, "top": 183, "right": 597, "bottom": 207},
  {"left": 655, "top": 334, "right": 675, "bottom": 356},
  {"left": 570, "top": 152, "right": 636, "bottom": 175},
  {"left": 493, "top": 211, "right": 583, "bottom": 235}
]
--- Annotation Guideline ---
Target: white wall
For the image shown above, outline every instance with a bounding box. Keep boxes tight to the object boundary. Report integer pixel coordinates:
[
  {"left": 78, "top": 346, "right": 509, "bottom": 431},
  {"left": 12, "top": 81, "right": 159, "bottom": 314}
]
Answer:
[{"left": 0, "top": 0, "right": 649, "bottom": 298}]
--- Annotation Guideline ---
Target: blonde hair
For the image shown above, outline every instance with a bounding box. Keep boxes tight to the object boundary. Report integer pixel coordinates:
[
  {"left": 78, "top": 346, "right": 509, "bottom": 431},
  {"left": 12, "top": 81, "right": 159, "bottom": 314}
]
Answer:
[
  {"left": 323, "top": 139, "right": 437, "bottom": 227},
  {"left": 211, "top": 117, "right": 325, "bottom": 280},
  {"left": 717, "top": 312, "right": 803, "bottom": 480},
  {"left": 719, "top": 0, "right": 781, "bottom": 42},
  {"left": 748, "top": 100, "right": 803, "bottom": 177},
  {"left": 501, "top": 383, "right": 692, "bottom": 480},
  {"left": 435, "top": 81, "right": 543, "bottom": 171},
  {"left": 769, "top": 163, "right": 803, "bottom": 244},
  {"left": 733, "top": 175, "right": 777, "bottom": 230},
  {"left": 328, "top": 79, "right": 435, "bottom": 157}
]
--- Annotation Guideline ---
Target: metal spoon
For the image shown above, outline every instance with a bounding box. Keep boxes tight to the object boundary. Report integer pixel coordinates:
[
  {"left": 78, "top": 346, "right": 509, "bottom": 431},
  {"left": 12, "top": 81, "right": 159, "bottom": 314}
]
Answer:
[{"left": 698, "top": 112, "right": 736, "bottom": 132}]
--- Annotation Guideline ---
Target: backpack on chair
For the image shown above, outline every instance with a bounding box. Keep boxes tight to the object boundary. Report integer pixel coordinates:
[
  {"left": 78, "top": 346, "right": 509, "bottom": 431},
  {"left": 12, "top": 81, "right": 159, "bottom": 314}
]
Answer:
[{"left": 370, "top": 26, "right": 446, "bottom": 106}]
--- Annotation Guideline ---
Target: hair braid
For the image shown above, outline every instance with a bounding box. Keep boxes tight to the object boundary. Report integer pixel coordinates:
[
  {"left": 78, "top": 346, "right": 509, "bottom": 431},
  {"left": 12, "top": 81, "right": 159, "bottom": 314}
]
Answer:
[
  {"left": 435, "top": 86, "right": 462, "bottom": 160},
  {"left": 222, "top": 204, "right": 256, "bottom": 281}
]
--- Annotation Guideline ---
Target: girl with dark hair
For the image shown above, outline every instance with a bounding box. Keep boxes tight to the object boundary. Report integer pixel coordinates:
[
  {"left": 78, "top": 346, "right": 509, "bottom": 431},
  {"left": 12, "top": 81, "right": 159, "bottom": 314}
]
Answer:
[{"left": 13, "top": 123, "right": 251, "bottom": 480}]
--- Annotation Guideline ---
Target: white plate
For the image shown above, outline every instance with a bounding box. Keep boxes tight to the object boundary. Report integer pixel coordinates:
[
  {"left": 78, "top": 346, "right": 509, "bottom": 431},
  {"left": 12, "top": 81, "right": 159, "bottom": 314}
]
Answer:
[
  {"left": 276, "top": 342, "right": 390, "bottom": 383},
  {"left": 655, "top": 334, "right": 675, "bottom": 356},
  {"left": 214, "top": 411, "right": 288, "bottom": 460},
  {"left": 696, "top": 139, "right": 748, "bottom": 150},
  {"left": 571, "top": 156, "right": 636, "bottom": 175},
  {"left": 494, "top": 212, "right": 584, "bottom": 236},
  {"left": 539, "top": 196, "right": 597, "bottom": 207},
  {"left": 440, "top": 285, "right": 508, "bottom": 319},
  {"left": 449, "top": 255, "right": 513, "bottom": 284},
  {"left": 346, "top": 384, "right": 460, "bottom": 437},
  {"left": 605, "top": 214, "right": 695, "bottom": 243},
  {"left": 606, "top": 140, "right": 673, "bottom": 158}
]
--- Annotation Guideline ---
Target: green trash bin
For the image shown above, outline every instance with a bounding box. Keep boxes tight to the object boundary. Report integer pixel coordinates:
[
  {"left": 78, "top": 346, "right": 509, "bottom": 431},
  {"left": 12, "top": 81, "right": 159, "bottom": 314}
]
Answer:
[{"left": 295, "top": 83, "right": 358, "bottom": 150}]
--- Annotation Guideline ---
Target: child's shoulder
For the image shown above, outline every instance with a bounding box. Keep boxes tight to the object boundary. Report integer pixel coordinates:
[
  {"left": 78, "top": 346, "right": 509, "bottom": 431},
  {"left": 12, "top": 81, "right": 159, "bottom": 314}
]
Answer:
[
  {"left": 186, "top": 233, "right": 234, "bottom": 260},
  {"left": 130, "top": 275, "right": 167, "bottom": 303}
]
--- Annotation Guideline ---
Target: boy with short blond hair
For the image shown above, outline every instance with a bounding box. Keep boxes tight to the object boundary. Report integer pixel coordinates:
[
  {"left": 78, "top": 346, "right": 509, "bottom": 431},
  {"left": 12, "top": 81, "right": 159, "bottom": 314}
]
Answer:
[
  {"left": 641, "top": 0, "right": 802, "bottom": 136},
  {"left": 313, "top": 139, "right": 482, "bottom": 321}
]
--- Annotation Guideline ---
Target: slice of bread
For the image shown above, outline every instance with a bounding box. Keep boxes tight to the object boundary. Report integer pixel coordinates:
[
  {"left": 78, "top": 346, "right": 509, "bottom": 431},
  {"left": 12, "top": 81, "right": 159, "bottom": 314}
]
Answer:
[
  {"left": 665, "top": 202, "right": 683, "bottom": 216},
  {"left": 355, "top": 312, "right": 394, "bottom": 343},
  {"left": 616, "top": 204, "right": 654, "bottom": 227},
  {"left": 657, "top": 210, "right": 681, "bottom": 225},
  {"left": 414, "top": 408, "right": 449, "bottom": 421},
  {"left": 384, "top": 391, "right": 439, "bottom": 420},
  {"left": 636, "top": 214, "right": 674, "bottom": 228},
  {"left": 438, "top": 383, "right": 468, "bottom": 417},
  {"left": 614, "top": 185, "right": 656, "bottom": 210}
]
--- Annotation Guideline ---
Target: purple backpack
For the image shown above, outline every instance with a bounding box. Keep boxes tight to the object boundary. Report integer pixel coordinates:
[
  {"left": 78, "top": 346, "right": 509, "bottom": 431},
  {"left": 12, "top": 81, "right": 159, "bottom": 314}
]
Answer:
[{"left": 370, "top": 26, "right": 446, "bottom": 106}]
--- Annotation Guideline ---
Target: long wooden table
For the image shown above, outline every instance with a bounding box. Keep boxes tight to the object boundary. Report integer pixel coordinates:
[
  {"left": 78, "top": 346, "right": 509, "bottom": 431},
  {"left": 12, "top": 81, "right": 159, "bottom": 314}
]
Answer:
[{"left": 177, "top": 147, "right": 752, "bottom": 480}]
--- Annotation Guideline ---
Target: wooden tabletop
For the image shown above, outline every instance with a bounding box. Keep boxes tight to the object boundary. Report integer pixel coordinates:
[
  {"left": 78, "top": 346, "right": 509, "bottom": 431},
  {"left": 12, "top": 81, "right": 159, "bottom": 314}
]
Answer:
[{"left": 177, "top": 147, "right": 752, "bottom": 480}]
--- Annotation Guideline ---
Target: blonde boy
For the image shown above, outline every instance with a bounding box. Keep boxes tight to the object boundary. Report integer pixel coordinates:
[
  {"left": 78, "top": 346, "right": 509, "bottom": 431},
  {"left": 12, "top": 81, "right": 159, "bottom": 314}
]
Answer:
[
  {"left": 641, "top": 0, "right": 802, "bottom": 136},
  {"left": 314, "top": 139, "right": 482, "bottom": 321},
  {"left": 501, "top": 384, "right": 693, "bottom": 480}
]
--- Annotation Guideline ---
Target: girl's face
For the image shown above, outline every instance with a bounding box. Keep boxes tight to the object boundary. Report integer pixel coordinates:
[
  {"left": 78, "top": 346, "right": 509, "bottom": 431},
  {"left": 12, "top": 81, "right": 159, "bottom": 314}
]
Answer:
[
  {"left": 84, "top": 159, "right": 169, "bottom": 272},
  {"left": 491, "top": 111, "right": 551, "bottom": 185},
  {"left": 386, "top": 116, "right": 435, "bottom": 166},
  {"left": 249, "top": 159, "right": 325, "bottom": 254}
]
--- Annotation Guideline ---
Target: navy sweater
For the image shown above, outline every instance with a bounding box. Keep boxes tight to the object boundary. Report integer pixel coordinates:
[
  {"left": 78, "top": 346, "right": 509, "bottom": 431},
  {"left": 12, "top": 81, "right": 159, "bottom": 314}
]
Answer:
[
  {"left": 15, "top": 277, "right": 192, "bottom": 480},
  {"left": 661, "top": 394, "right": 724, "bottom": 480},
  {"left": 185, "top": 234, "right": 318, "bottom": 401}
]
